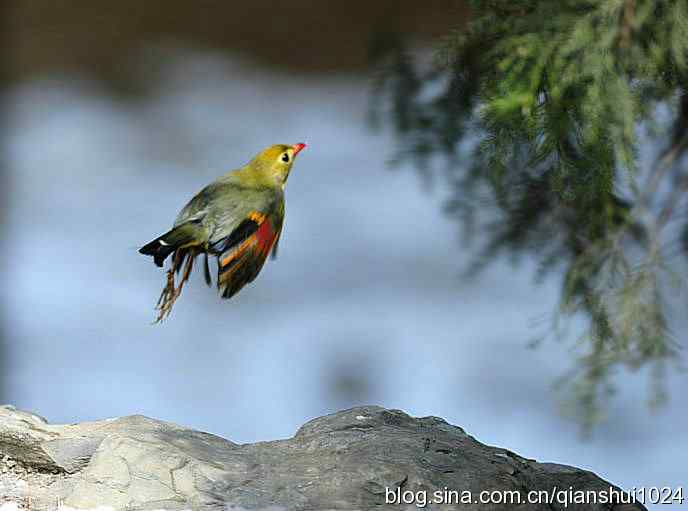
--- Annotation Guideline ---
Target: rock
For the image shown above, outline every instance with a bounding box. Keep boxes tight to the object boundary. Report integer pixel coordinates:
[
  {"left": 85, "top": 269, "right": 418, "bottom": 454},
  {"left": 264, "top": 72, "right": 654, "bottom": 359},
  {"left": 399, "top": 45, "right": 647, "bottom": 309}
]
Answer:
[{"left": 0, "top": 405, "right": 645, "bottom": 510}]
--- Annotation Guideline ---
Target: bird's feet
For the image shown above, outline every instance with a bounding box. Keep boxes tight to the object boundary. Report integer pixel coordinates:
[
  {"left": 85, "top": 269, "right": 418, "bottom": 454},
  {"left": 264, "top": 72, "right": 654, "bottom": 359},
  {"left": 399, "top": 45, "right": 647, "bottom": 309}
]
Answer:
[{"left": 153, "top": 249, "right": 195, "bottom": 323}]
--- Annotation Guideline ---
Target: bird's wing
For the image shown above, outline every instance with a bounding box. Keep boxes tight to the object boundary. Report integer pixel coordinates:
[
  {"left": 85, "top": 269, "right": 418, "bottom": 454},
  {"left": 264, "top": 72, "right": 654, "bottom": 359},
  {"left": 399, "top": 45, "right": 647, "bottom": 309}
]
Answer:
[
  {"left": 270, "top": 230, "right": 282, "bottom": 260},
  {"left": 213, "top": 210, "right": 282, "bottom": 299}
]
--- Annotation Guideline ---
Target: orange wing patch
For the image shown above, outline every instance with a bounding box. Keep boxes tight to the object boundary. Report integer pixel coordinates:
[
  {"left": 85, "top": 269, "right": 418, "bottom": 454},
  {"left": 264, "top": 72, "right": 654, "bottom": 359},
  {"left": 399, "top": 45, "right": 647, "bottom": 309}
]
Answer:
[{"left": 217, "top": 211, "right": 280, "bottom": 299}]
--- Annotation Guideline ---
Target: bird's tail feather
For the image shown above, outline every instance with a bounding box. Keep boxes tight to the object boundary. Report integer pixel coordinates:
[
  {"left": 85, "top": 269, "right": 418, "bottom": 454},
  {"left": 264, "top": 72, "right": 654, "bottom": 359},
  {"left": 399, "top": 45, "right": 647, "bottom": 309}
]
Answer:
[
  {"left": 139, "top": 221, "right": 208, "bottom": 322},
  {"left": 139, "top": 222, "right": 202, "bottom": 267}
]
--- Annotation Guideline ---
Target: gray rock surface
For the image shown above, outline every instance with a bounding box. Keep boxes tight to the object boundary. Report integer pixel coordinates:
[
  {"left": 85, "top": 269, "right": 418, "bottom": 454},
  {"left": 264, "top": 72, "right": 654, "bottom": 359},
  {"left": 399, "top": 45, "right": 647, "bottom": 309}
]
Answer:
[{"left": 0, "top": 405, "right": 644, "bottom": 510}]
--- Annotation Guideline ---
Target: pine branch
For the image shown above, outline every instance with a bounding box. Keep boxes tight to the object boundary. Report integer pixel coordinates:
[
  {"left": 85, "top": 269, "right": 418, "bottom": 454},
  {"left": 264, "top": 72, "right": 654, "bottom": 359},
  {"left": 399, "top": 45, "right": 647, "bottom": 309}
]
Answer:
[{"left": 373, "top": 0, "right": 688, "bottom": 429}]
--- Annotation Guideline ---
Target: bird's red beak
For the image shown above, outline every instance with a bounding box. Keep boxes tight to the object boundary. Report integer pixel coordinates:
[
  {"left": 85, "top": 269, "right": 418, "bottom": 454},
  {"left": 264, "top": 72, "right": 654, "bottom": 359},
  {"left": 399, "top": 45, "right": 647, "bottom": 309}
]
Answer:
[{"left": 292, "top": 143, "right": 307, "bottom": 156}]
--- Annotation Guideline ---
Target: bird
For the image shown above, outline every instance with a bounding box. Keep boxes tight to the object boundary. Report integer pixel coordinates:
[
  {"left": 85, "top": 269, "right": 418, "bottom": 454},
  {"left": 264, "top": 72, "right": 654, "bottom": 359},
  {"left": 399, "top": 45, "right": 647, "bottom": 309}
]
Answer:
[{"left": 139, "top": 143, "right": 306, "bottom": 322}]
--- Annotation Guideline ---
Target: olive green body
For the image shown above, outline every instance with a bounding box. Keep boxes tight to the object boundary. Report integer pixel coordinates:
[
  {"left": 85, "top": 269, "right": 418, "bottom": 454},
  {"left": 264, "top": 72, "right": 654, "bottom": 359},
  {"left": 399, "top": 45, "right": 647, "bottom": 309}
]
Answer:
[{"left": 174, "top": 170, "right": 285, "bottom": 254}]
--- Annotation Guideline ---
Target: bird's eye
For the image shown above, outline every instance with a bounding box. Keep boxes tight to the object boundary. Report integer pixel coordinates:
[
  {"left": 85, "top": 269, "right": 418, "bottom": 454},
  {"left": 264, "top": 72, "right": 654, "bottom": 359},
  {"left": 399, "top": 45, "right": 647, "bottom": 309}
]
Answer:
[{"left": 281, "top": 153, "right": 290, "bottom": 163}]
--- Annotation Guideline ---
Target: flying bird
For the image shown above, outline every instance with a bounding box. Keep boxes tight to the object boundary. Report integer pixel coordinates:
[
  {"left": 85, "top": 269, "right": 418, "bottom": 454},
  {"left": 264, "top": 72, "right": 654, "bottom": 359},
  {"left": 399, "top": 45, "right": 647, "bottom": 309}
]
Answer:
[{"left": 139, "top": 143, "right": 306, "bottom": 322}]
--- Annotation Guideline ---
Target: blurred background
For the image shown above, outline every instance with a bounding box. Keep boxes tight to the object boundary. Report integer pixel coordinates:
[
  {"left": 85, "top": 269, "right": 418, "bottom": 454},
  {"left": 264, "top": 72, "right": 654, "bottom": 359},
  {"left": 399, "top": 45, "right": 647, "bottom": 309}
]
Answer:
[{"left": 4, "top": 1, "right": 685, "bottom": 507}]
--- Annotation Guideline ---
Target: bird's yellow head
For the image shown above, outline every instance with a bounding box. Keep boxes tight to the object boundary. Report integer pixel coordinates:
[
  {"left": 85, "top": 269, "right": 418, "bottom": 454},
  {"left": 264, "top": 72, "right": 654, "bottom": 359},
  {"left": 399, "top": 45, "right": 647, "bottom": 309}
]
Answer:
[{"left": 248, "top": 143, "right": 307, "bottom": 185}]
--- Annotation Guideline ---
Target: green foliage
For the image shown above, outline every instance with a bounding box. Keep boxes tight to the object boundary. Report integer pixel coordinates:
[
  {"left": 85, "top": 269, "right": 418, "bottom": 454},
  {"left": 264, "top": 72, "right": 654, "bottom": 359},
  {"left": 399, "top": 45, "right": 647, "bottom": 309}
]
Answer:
[{"left": 373, "top": 0, "right": 688, "bottom": 429}]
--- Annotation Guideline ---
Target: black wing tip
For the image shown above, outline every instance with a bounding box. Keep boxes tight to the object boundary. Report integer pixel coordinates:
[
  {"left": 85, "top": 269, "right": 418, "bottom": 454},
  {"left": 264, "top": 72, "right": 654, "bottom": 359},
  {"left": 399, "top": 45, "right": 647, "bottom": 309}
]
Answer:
[
  {"left": 211, "top": 218, "right": 260, "bottom": 253},
  {"left": 203, "top": 253, "right": 213, "bottom": 286}
]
